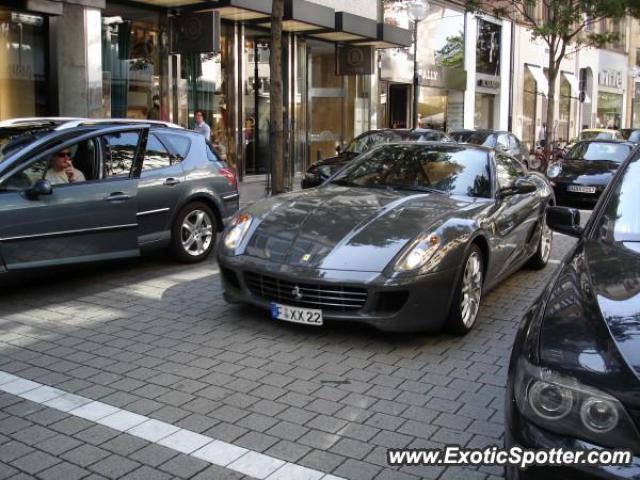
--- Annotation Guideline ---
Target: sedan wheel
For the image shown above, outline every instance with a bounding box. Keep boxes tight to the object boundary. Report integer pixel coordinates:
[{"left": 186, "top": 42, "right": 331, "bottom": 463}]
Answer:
[
  {"left": 172, "top": 202, "right": 217, "bottom": 263},
  {"left": 446, "top": 244, "right": 483, "bottom": 335}
]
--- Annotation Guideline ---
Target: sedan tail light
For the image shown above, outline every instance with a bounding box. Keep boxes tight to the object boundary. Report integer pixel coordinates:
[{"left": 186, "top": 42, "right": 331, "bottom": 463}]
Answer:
[{"left": 219, "top": 167, "right": 238, "bottom": 189}]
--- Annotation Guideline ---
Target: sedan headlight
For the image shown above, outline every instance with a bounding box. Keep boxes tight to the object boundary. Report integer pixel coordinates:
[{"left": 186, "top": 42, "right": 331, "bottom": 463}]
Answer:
[
  {"left": 514, "top": 358, "right": 640, "bottom": 452},
  {"left": 224, "top": 213, "right": 253, "bottom": 252},
  {"left": 394, "top": 234, "right": 440, "bottom": 272},
  {"left": 547, "top": 163, "right": 562, "bottom": 178}
]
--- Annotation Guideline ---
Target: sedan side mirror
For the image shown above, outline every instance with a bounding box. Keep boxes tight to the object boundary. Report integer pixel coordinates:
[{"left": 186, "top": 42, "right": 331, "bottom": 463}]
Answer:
[
  {"left": 547, "top": 206, "right": 583, "bottom": 237},
  {"left": 26, "top": 179, "right": 52, "bottom": 199}
]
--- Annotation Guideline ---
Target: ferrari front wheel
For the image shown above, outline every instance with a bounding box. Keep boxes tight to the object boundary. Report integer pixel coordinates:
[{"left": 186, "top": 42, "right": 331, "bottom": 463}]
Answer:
[{"left": 446, "top": 244, "right": 483, "bottom": 335}]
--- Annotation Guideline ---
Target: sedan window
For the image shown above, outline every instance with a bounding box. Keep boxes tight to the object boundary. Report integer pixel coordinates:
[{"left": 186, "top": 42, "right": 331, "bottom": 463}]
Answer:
[
  {"left": 331, "top": 145, "right": 492, "bottom": 198},
  {"left": 143, "top": 135, "right": 172, "bottom": 171},
  {"left": 157, "top": 132, "right": 190, "bottom": 161},
  {"left": 102, "top": 132, "right": 140, "bottom": 177}
]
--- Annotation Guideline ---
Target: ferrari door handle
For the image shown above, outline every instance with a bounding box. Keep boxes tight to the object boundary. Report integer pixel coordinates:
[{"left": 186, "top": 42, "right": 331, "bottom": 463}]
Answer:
[
  {"left": 106, "top": 192, "right": 131, "bottom": 202},
  {"left": 164, "top": 178, "right": 180, "bottom": 186}
]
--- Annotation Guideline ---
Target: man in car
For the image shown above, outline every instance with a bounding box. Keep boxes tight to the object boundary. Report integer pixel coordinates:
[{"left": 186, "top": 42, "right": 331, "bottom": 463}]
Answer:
[{"left": 45, "top": 149, "right": 86, "bottom": 185}]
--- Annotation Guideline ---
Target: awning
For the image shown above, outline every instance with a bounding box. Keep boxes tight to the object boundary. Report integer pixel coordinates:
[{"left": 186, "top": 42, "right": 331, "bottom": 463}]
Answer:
[
  {"left": 258, "top": 0, "right": 334, "bottom": 32},
  {"left": 310, "top": 12, "right": 377, "bottom": 43},
  {"left": 527, "top": 64, "right": 548, "bottom": 97}
]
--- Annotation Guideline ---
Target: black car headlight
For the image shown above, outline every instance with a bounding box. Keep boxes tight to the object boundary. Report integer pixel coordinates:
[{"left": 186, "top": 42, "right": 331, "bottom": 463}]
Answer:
[{"left": 514, "top": 357, "right": 640, "bottom": 452}]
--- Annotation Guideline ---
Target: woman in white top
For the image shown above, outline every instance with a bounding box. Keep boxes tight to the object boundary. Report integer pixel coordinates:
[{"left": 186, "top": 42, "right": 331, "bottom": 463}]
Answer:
[{"left": 45, "top": 150, "right": 86, "bottom": 185}]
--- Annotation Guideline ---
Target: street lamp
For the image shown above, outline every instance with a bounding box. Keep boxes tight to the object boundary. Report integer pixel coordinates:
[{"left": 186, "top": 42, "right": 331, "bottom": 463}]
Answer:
[{"left": 406, "top": 0, "right": 428, "bottom": 129}]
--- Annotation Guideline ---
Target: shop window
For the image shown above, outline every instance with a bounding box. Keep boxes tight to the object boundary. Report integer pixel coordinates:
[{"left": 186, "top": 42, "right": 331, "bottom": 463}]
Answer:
[
  {"left": 0, "top": 10, "right": 48, "bottom": 119},
  {"left": 522, "top": 69, "right": 537, "bottom": 151},
  {"left": 558, "top": 78, "right": 571, "bottom": 144},
  {"left": 101, "top": 5, "right": 169, "bottom": 121},
  {"left": 597, "top": 92, "right": 623, "bottom": 129}
]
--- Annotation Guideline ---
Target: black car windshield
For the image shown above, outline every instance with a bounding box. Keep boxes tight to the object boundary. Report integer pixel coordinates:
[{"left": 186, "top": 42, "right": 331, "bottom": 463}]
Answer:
[
  {"left": 566, "top": 142, "right": 631, "bottom": 163},
  {"left": 595, "top": 155, "right": 640, "bottom": 244},
  {"left": 0, "top": 126, "right": 53, "bottom": 163},
  {"left": 451, "top": 131, "right": 495, "bottom": 147},
  {"left": 331, "top": 144, "right": 492, "bottom": 198},
  {"left": 344, "top": 130, "right": 444, "bottom": 155}
]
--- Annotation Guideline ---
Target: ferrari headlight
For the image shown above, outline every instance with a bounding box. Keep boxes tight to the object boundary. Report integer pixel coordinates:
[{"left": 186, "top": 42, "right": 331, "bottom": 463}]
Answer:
[
  {"left": 514, "top": 357, "right": 640, "bottom": 452},
  {"left": 224, "top": 213, "right": 252, "bottom": 251},
  {"left": 547, "top": 163, "right": 562, "bottom": 178},
  {"left": 394, "top": 234, "right": 440, "bottom": 272}
]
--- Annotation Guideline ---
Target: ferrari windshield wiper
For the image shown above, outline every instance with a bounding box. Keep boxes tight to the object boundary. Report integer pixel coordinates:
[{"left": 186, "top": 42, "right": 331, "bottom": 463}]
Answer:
[{"left": 386, "top": 184, "right": 446, "bottom": 195}]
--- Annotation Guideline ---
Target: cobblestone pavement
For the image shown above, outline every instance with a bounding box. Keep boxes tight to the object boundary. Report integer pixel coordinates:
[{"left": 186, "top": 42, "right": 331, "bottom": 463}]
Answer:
[{"left": 0, "top": 224, "right": 581, "bottom": 479}]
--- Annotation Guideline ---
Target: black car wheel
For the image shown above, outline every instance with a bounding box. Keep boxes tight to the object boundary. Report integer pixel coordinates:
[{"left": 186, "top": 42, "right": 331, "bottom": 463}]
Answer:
[
  {"left": 527, "top": 211, "right": 552, "bottom": 270},
  {"left": 171, "top": 201, "right": 216, "bottom": 263},
  {"left": 446, "top": 244, "right": 483, "bottom": 335}
]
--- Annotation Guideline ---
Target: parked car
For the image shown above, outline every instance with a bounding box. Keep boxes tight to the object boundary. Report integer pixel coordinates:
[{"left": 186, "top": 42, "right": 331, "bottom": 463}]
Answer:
[
  {"left": 505, "top": 149, "right": 640, "bottom": 480},
  {"left": 578, "top": 128, "right": 625, "bottom": 142},
  {"left": 218, "top": 142, "right": 554, "bottom": 334},
  {"left": 450, "top": 129, "right": 532, "bottom": 169},
  {"left": 546, "top": 140, "right": 634, "bottom": 208},
  {"left": 301, "top": 128, "right": 451, "bottom": 189},
  {"left": 620, "top": 128, "right": 640, "bottom": 144},
  {"left": 0, "top": 121, "right": 238, "bottom": 274}
]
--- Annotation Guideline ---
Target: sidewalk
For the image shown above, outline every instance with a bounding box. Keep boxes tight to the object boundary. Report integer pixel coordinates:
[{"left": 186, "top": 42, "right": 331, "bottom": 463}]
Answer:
[{"left": 238, "top": 174, "right": 302, "bottom": 206}]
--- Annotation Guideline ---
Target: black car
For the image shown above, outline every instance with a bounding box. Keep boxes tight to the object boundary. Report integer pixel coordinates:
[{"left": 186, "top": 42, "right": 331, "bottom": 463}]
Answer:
[
  {"left": 450, "top": 129, "right": 531, "bottom": 169},
  {"left": 505, "top": 149, "right": 640, "bottom": 479},
  {"left": 620, "top": 128, "right": 640, "bottom": 144},
  {"left": 546, "top": 140, "right": 633, "bottom": 208},
  {"left": 301, "top": 128, "right": 450, "bottom": 189}
]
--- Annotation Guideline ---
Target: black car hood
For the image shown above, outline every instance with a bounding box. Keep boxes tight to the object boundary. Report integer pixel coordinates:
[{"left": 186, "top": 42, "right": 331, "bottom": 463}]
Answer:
[
  {"left": 243, "top": 186, "right": 471, "bottom": 272},
  {"left": 315, "top": 152, "right": 357, "bottom": 168},
  {"left": 540, "top": 239, "right": 640, "bottom": 419},
  {"left": 556, "top": 159, "right": 620, "bottom": 184}
]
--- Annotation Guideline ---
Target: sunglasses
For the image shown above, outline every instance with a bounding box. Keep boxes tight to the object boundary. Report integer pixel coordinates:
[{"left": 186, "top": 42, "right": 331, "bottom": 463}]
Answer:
[{"left": 56, "top": 152, "right": 71, "bottom": 158}]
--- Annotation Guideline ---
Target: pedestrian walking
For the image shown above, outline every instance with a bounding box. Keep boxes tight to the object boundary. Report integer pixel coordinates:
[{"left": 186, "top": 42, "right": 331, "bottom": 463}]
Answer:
[{"left": 193, "top": 109, "right": 211, "bottom": 140}]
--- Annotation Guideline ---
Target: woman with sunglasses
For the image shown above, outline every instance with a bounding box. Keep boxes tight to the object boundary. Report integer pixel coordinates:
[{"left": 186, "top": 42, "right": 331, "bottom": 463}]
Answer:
[{"left": 45, "top": 149, "right": 86, "bottom": 185}]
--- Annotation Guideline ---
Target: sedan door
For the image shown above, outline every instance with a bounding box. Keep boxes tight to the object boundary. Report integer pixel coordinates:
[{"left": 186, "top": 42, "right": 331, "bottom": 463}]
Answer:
[
  {"left": 0, "top": 125, "right": 148, "bottom": 271},
  {"left": 135, "top": 132, "right": 186, "bottom": 245}
]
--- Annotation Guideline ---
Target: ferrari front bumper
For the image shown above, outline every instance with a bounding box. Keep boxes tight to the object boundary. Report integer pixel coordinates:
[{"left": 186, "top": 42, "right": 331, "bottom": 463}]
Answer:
[{"left": 216, "top": 254, "right": 461, "bottom": 332}]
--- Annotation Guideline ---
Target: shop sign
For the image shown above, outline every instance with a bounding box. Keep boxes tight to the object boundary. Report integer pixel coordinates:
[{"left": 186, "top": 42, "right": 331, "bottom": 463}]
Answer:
[
  {"left": 599, "top": 69, "right": 623, "bottom": 89},
  {"left": 477, "top": 78, "right": 500, "bottom": 90},
  {"left": 337, "top": 46, "right": 374, "bottom": 76},
  {"left": 170, "top": 11, "right": 220, "bottom": 55},
  {"left": 418, "top": 64, "right": 467, "bottom": 91}
]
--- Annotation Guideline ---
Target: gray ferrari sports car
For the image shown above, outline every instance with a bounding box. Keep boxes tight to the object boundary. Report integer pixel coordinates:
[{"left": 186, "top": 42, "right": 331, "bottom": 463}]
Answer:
[{"left": 217, "top": 143, "right": 554, "bottom": 333}]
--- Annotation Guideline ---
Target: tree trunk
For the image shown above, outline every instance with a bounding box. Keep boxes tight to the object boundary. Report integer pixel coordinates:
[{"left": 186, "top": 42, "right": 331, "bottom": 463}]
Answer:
[
  {"left": 270, "top": 0, "right": 285, "bottom": 195},
  {"left": 544, "top": 45, "right": 558, "bottom": 169}
]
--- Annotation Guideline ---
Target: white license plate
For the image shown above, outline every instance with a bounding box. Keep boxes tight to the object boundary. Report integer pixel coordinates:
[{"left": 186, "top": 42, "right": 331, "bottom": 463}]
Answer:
[
  {"left": 567, "top": 185, "right": 596, "bottom": 194},
  {"left": 269, "top": 303, "right": 323, "bottom": 326}
]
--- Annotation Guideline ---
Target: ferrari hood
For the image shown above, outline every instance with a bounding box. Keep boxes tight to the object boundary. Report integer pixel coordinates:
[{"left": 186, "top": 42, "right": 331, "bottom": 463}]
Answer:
[{"left": 242, "top": 186, "right": 470, "bottom": 272}]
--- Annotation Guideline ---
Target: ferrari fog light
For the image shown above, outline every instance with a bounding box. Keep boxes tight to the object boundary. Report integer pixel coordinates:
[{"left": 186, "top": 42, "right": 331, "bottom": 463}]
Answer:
[
  {"left": 224, "top": 214, "right": 252, "bottom": 250},
  {"left": 528, "top": 381, "right": 573, "bottom": 420},
  {"left": 581, "top": 398, "right": 619, "bottom": 433}
]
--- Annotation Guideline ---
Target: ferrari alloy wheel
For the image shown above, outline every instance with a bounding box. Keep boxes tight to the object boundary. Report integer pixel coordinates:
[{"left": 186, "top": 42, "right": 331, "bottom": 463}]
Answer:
[
  {"left": 527, "top": 210, "right": 553, "bottom": 270},
  {"left": 446, "top": 244, "right": 483, "bottom": 335}
]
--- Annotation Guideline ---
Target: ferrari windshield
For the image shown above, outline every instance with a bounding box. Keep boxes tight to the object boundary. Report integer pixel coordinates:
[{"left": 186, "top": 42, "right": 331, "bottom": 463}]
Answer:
[
  {"left": 566, "top": 142, "right": 631, "bottom": 163},
  {"left": 331, "top": 144, "right": 492, "bottom": 198}
]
